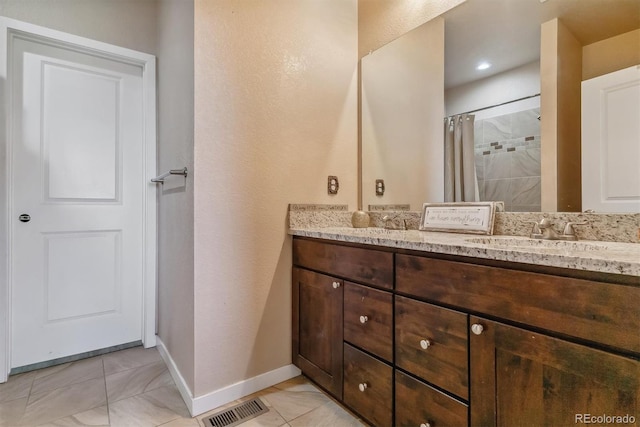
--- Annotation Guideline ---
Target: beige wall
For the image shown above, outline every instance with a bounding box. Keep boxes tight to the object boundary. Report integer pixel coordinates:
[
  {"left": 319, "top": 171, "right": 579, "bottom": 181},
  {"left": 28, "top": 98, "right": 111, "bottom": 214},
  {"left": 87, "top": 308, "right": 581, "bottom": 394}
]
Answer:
[
  {"left": 193, "top": 0, "right": 357, "bottom": 396},
  {"left": 357, "top": 0, "right": 463, "bottom": 209},
  {"left": 357, "top": 0, "right": 465, "bottom": 58},
  {"left": 361, "top": 17, "right": 444, "bottom": 210},
  {"left": 540, "top": 18, "right": 582, "bottom": 212},
  {"left": 156, "top": 0, "right": 195, "bottom": 393},
  {"left": 583, "top": 29, "right": 640, "bottom": 81},
  {"left": 555, "top": 21, "right": 582, "bottom": 212},
  {"left": 540, "top": 19, "right": 559, "bottom": 212},
  {"left": 0, "top": 0, "right": 157, "bottom": 55}
]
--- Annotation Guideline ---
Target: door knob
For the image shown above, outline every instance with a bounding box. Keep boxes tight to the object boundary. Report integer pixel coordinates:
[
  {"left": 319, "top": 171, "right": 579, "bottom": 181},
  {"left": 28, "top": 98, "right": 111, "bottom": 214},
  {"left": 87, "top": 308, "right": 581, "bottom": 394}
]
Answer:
[{"left": 18, "top": 214, "right": 31, "bottom": 223}]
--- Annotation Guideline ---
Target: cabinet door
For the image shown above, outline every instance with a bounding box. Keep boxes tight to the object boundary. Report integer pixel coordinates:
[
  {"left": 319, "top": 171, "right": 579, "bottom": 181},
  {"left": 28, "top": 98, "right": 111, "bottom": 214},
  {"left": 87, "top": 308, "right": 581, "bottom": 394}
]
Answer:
[
  {"left": 470, "top": 316, "right": 640, "bottom": 426},
  {"left": 292, "top": 267, "right": 343, "bottom": 398}
]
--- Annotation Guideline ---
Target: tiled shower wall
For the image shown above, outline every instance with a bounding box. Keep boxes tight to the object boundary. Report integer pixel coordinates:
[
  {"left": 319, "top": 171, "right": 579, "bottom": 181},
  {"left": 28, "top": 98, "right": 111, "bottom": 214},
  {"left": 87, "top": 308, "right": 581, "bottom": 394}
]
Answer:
[{"left": 474, "top": 108, "right": 541, "bottom": 212}]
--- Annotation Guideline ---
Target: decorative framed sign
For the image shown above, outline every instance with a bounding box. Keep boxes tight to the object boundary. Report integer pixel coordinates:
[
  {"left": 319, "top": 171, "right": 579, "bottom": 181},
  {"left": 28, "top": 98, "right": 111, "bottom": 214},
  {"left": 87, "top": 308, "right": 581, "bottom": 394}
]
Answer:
[{"left": 419, "top": 202, "right": 498, "bottom": 235}]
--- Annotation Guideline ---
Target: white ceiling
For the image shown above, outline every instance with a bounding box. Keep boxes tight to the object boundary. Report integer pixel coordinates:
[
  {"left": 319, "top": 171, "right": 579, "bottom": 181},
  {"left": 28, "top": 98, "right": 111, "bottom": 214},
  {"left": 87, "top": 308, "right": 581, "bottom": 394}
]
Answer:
[{"left": 443, "top": 0, "right": 640, "bottom": 89}]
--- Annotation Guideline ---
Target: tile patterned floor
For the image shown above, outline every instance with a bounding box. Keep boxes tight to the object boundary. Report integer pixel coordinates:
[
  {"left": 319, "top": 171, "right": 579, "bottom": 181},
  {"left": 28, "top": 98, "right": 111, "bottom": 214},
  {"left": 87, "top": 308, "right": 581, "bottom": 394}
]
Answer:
[{"left": 0, "top": 346, "right": 365, "bottom": 427}]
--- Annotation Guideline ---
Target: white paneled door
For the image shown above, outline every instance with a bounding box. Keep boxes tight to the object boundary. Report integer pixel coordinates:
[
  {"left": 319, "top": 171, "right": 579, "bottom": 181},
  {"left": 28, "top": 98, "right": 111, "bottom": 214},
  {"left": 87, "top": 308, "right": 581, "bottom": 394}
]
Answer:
[
  {"left": 8, "top": 29, "right": 153, "bottom": 369},
  {"left": 582, "top": 65, "right": 640, "bottom": 212}
]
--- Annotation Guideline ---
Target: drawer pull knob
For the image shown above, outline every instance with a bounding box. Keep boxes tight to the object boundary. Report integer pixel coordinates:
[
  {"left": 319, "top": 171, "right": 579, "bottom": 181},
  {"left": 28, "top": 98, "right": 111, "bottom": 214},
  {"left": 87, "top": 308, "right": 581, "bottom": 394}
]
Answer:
[
  {"left": 359, "top": 315, "right": 368, "bottom": 324},
  {"left": 358, "top": 382, "right": 368, "bottom": 392},
  {"left": 419, "top": 339, "right": 431, "bottom": 350},
  {"left": 332, "top": 281, "right": 341, "bottom": 289},
  {"left": 471, "top": 323, "right": 484, "bottom": 335},
  {"left": 420, "top": 423, "right": 432, "bottom": 427}
]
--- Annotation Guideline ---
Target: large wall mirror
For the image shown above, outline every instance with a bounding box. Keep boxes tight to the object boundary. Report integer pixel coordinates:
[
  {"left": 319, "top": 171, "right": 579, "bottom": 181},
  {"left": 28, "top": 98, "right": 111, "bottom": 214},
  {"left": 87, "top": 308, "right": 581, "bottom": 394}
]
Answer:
[{"left": 361, "top": 0, "right": 640, "bottom": 212}]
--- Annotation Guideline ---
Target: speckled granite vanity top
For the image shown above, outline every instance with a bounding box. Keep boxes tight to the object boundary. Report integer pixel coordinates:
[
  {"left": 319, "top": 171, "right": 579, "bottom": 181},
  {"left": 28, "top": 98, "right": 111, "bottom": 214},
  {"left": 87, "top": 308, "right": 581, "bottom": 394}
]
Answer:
[{"left": 289, "top": 227, "right": 640, "bottom": 276}]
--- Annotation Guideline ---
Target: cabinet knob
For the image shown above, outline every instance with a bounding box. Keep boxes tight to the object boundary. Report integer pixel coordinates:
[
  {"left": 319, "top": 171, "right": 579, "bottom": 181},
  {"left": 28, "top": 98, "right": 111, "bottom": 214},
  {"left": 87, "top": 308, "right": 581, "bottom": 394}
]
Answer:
[
  {"left": 420, "top": 423, "right": 432, "bottom": 427},
  {"left": 358, "top": 382, "right": 368, "bottom": 392},
  {"left": 332, "top": 281, "right": 340, "bottom": 289},
  {"left": 419, "top": 339, "right": 431, "bottom": 350},
  {"left": 471, "top": 323, "right": 484, "bottom": 335},
  {"left": 359, "top": 315, "right": 368, "bottom": 324}
]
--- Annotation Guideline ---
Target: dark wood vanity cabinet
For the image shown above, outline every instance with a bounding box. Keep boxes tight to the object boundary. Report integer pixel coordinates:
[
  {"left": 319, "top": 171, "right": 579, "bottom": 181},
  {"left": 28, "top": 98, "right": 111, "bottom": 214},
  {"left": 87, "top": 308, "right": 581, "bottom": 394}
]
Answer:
[
  {"left": 292, "top": 238, "right": 393, "bottom": 403},
  {"left": 292, "top": 236, "right": 640, "bottom": 427}
]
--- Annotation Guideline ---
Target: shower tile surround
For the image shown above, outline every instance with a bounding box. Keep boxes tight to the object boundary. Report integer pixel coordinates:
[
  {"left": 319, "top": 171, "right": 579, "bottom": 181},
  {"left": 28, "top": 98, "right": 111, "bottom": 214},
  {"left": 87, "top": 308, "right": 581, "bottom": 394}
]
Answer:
[
  {"left": 288, "top": 205, "right": 640, "bottom": 244},
  {"left": 474, "top": 108, "right": 542, "bottom": 211}
]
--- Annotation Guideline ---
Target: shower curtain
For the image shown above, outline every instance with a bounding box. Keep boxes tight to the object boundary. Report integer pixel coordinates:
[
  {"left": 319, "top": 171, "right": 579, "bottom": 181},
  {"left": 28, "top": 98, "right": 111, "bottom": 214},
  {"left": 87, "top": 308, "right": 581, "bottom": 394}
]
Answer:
[{"left": 444, "top": 114, "right": 479, "bottom": 202}]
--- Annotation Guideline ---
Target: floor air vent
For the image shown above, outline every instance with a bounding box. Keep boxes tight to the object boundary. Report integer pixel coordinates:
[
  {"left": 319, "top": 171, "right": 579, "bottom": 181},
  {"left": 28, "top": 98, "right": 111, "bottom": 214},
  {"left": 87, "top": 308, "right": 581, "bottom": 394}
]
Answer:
[{"left": 203, "top": 397, "right": 268, "bottom": 427}]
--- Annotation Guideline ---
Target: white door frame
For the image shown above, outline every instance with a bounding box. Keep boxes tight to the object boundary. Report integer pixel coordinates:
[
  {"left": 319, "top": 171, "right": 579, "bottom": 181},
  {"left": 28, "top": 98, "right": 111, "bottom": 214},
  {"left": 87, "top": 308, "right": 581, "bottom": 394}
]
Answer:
[{"left": 0, "top": 17, "right": 157, "bottom": 382}]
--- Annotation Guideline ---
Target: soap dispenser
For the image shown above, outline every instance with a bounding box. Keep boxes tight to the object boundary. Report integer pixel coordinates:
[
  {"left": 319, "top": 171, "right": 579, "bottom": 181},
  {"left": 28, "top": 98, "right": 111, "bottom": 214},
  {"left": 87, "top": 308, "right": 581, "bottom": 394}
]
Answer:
[{"left": 351, "top": 210, "right": 370, "bottom": 228}]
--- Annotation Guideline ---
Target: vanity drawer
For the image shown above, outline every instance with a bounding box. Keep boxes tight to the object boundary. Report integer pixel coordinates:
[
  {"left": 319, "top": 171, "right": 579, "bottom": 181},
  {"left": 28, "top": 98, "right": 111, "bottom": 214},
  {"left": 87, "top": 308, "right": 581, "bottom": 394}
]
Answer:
[
  {"left": 344, "top": 343, "right": 393, "bottom": 427},
  {"left": 344, "top": 282, "right": 393, "bottom": 361},
  {"left": 395, "top": 370, "right": 468, "bottom": 427},
  {"left": 395, "top": 296, "right": 469, "bottom": 400},
  {"left": 396, "top": 254, "right": 640, "bottom": 354},
  {"left": 293, "top": 238, "right": 393, "bottom": 289}
]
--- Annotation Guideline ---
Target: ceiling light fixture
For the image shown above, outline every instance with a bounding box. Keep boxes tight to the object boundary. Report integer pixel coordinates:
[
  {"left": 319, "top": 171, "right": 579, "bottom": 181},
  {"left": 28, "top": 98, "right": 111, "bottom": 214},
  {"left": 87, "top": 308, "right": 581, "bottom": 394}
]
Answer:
[{"left": 476, "top": 62, "right": 491, "bottom": 70}]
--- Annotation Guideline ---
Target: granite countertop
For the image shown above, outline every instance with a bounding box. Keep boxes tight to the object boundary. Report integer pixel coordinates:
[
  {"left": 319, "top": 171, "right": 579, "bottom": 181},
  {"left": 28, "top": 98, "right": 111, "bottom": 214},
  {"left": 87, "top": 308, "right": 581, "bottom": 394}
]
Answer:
[{"left": 289, "top": 227, "right": 640, "bottom": 277}]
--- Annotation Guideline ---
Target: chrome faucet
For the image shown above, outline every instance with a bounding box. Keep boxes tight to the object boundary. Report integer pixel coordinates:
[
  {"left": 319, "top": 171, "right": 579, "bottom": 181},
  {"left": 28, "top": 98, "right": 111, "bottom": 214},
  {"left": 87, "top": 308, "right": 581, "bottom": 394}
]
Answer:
[
  {"left": 383, "top": 214, "right": 407, "bottom": 230},
  {"left": 530, "top": 218, "right": 587, "bottom": 240},
  {"left": 535, "top": 218, "right": 561, "bottom": 240}
]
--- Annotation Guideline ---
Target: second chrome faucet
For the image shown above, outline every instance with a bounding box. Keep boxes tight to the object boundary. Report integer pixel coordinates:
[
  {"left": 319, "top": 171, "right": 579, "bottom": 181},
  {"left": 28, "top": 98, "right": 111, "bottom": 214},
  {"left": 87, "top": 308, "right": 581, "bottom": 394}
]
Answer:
[{"left": 531, "top": 218, "right": 587, "bottom": 241}]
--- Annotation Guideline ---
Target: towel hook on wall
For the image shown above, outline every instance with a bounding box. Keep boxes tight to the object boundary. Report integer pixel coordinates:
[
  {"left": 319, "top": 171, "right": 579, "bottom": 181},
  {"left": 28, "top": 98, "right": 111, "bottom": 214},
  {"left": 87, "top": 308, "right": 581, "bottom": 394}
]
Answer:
[{"left": 151, "top": 167, "right": 188, "bottom": 184}]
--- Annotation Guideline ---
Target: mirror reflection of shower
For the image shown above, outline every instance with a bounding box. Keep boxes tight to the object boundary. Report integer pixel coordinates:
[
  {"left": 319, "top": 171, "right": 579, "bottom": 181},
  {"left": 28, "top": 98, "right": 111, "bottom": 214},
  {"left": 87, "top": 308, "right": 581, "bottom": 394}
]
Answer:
[{"left": 472, "top": 97, "right": 541, "bottom": 212}]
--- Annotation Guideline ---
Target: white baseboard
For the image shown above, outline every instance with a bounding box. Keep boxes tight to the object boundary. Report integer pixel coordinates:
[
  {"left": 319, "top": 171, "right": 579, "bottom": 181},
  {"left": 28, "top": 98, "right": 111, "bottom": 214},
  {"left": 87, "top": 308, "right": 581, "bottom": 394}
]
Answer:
[
  {"left": 191, "top": 362, "right": 301, "bottom": 416},
  {"left": 155, "top": 336, "right": 301, "bottom": 417},
  {"left": 155, "top": 336, "right": 195, "bottom": 414}
]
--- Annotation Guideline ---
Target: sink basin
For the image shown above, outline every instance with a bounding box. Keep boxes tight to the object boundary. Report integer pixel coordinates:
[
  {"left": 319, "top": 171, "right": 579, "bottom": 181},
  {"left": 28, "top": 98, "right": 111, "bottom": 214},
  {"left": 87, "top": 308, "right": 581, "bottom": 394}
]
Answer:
[{"left": 465, "top": 236, "right": 629, "bottom": 254}]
